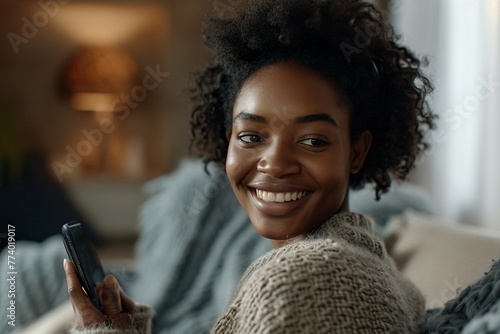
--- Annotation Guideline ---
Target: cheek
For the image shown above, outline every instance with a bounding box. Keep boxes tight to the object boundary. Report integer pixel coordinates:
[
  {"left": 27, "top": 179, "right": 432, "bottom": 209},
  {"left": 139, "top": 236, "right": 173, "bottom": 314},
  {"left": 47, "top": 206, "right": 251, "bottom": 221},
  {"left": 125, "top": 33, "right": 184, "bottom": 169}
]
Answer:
[
  {"left": 302, "top": 150, "right": 351, "bottom": 190},
  {"left": 225, "top": 141, "right": 253, "bottom": 185},
  {"left": 225, "top": 142, "right": 239, "bottom": 183},
  {"left": 321, "top": 167, "right": 349, "bottom": 192}
]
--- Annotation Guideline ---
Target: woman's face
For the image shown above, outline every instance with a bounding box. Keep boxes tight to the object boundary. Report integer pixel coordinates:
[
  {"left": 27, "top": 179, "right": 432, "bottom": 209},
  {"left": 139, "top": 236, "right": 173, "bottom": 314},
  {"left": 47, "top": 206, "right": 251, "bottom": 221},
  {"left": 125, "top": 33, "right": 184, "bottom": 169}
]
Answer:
[{"left": 226, "top": 60, "right": 371, "bottom": 247}]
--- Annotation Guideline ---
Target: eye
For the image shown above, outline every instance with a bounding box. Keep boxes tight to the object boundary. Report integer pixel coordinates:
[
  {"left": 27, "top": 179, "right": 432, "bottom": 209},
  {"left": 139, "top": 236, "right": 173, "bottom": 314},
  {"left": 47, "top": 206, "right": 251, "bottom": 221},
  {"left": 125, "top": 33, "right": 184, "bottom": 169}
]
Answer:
[
  {"left": 238, "top": 134, "right": 263, "bottom": 144},
  {"left": 298, "top": 138, "right": 329, "bottom": 147}
]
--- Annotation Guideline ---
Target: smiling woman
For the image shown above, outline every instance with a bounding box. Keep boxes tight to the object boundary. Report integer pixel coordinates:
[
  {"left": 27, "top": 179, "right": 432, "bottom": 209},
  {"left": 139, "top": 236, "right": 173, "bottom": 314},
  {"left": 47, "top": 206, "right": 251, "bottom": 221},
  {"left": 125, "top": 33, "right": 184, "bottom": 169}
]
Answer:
[{"left": 64, "top": 0, "right": 436, "bottom": 333}]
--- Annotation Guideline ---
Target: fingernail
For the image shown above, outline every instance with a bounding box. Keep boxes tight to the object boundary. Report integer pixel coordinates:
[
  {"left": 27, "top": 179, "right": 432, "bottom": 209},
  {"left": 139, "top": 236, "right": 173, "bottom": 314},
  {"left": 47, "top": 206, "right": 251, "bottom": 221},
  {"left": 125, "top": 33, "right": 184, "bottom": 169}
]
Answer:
[{"left": 63, "top": 259, "right": 69, "bottom": 271}]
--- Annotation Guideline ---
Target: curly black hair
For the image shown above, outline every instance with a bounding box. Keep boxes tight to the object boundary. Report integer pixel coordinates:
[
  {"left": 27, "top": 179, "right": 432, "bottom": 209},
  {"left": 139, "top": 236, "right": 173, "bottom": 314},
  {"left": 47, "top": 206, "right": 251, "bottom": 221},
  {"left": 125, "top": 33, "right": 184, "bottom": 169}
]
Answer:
[{"left": 189, "top": 0, "right": 435, "bottom": 199}]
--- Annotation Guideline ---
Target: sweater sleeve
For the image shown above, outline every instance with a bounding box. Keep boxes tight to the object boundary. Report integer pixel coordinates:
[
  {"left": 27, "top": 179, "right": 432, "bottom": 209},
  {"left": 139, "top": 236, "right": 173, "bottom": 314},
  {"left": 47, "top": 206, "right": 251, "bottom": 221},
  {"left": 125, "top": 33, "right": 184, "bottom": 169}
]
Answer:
[{"left": 67, "top": 304, "right": 154, "bottom": 334}]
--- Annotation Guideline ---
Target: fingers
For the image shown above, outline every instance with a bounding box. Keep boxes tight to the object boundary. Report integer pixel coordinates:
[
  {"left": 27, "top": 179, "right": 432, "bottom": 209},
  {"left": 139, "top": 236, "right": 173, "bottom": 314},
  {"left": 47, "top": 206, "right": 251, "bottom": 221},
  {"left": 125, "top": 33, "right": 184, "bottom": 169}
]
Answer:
[
  {"left": 101, "top": 275, "right": 123, "bottom": 315},
  {"left": 100, "top": 275, "right": 136, "bottom": 328},
  {"left": 120, "top": 288, "right": 138, "bottom": 313},
  {"left": 64, "top": 259, "right": 97, "bottom": 311},
  {"left": 100, "top": 275, "right": 137, "bottom": 313},
  {"left": 64, "top": 259, "right": 107, "bottom": 328},
  {"left": 64, "top": 259, "right": 138, "bottom": 330}
]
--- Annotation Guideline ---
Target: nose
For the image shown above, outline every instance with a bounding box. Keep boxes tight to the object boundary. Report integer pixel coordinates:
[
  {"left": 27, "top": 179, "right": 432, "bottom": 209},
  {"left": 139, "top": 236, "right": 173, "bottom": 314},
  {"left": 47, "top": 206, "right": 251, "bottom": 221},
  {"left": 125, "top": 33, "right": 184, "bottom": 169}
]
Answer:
[{"left": 257, "top": 141, "right": 301, "bottom": 178}]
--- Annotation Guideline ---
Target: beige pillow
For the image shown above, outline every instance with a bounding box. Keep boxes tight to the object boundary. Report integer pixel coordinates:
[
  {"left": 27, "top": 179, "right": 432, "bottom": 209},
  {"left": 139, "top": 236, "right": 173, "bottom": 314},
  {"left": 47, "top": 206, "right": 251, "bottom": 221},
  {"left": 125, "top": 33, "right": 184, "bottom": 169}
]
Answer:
[{"left": 386, "top": 210, "right": 500, "bottom": 308}]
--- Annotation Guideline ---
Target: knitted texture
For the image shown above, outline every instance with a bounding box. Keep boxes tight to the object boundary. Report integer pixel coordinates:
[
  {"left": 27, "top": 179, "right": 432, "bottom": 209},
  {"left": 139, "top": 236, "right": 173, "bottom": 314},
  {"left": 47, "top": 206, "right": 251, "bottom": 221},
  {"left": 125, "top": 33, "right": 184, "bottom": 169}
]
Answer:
[
  {"left": 68, "top": 304, "right": 154, "bottom": 334},
  {"left": 423, "top": 259, "right": 500, "bottom": 334},
  {"left": 462, "top": 298, "right": 500, "bottom": 334},
  {"left": 211, "top": 212, "right": 426, "bottom": 334}
]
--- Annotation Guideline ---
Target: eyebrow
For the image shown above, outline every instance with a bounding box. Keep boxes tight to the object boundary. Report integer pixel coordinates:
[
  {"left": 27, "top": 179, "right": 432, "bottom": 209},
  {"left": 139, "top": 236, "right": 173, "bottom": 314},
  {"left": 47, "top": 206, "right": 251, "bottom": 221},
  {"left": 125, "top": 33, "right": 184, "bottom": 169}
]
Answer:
[
  {"left": 232, "top": 112, "right": 266, "bottom": 123},
  {"left": 233, "top": 111, "right": 338, "bottom": 127},
  {"left": 295, "top": 113, "right": 338, "bottom": 127}
]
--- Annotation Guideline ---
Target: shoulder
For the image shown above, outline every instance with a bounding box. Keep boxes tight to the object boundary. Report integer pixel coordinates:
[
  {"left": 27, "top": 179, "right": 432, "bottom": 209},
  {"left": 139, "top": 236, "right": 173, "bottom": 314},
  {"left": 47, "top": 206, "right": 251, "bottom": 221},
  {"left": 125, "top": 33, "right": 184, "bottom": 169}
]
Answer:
[
  {"left": 246, "top": 238, "right": 390, "bottom": 291},
  {"left": 230, "top": 239, "right": 424, "bottom": 333}
]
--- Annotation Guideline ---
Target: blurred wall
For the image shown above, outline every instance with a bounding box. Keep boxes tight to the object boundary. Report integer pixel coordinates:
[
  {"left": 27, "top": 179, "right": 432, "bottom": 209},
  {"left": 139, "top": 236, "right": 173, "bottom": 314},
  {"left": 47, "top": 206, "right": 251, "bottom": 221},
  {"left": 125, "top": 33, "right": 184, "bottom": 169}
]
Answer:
[{"left": 0, "top": 0, "right": 219, "bottom": 180}]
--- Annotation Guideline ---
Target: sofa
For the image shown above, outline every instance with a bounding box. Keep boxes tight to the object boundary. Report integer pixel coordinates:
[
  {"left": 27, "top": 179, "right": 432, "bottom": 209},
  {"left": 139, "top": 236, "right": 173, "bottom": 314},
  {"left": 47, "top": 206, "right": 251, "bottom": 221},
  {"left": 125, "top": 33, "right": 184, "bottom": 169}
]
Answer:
[{"left": 2, "top": 159, "right": 500, "bottom": 334}]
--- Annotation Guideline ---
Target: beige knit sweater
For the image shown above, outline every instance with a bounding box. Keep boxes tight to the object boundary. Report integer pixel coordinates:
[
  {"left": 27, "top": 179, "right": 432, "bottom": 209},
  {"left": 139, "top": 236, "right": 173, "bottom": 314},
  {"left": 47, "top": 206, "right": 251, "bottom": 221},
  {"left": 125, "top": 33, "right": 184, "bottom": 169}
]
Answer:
[
  {"left": 211, "top": 212, "right": 425, "bottom": 333},
  {"left": 71, "top": 212, "right": 425, "bottom": 334}
]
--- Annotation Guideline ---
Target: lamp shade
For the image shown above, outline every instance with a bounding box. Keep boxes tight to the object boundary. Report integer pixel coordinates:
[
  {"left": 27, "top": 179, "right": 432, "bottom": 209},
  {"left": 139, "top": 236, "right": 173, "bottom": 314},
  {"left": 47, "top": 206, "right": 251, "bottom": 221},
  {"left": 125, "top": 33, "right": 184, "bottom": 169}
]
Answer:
[{"left": 61, "top": 47, "right": 138, "bottom": 112}]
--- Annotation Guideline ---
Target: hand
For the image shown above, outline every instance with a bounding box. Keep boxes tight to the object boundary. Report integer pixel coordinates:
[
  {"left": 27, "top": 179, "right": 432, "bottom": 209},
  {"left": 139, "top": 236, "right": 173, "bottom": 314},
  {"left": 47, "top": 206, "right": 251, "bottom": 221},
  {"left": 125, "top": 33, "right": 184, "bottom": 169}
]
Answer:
[{"left": 64, "top": 259, "right": 137, "bottom": 329}]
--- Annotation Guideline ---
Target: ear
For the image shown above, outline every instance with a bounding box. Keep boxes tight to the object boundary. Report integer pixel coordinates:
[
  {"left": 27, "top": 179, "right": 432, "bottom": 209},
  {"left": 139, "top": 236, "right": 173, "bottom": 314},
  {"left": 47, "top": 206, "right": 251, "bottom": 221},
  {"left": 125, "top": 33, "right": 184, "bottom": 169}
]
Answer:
[
  {"left": 225, "top": 131, "right": 231, "bottom": 142},
  {"left": 349, "top": 131, "right": 372, "bottom": 174}
]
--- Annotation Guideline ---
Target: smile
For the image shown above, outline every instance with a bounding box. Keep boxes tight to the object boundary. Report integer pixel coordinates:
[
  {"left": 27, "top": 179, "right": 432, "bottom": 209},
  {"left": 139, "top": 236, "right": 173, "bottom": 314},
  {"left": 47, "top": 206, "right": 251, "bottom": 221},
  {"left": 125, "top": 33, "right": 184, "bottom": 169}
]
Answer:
[{"left": 255, "top": 189, "right": 308, "bottom": 203}]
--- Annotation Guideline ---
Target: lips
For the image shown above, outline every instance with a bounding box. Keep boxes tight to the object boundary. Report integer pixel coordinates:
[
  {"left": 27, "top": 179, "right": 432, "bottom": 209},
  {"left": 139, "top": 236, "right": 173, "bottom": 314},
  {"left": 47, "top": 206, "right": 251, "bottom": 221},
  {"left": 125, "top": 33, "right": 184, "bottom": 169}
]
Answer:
[{"left": 255, "top": 189, "right": 308, "bottom": 203}]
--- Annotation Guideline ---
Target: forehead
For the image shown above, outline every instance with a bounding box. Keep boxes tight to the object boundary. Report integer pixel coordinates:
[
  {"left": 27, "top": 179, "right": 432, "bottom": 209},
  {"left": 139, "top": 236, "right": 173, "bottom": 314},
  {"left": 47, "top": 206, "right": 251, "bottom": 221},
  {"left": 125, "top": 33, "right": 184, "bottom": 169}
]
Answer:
[{"left": 234, "top": 60, "right": 348, "bottom": 118}]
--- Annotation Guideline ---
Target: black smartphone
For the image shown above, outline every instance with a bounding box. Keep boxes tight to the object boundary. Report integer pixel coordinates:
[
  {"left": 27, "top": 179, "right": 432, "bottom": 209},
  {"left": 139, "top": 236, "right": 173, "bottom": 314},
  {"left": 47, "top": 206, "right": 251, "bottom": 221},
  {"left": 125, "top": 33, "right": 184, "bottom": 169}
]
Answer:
[{"left": 61, "top": 221, "right": 105, "bottom": 311}]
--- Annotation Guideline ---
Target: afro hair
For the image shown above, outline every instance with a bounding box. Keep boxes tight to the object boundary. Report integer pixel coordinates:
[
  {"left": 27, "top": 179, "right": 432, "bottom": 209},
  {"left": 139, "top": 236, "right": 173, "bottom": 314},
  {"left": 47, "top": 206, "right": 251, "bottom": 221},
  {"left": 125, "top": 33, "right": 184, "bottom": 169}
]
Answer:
[{"left": 189, "top": 0, "right": 435, "bottom": 199}]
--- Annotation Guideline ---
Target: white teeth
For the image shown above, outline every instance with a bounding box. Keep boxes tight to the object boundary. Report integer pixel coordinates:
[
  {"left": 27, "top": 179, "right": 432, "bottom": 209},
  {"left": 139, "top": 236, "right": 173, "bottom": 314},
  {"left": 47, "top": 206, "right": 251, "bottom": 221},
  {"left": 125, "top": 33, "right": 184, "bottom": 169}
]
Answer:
[{"left": 256, "top": 190, "right": 308, "bottom": 203}]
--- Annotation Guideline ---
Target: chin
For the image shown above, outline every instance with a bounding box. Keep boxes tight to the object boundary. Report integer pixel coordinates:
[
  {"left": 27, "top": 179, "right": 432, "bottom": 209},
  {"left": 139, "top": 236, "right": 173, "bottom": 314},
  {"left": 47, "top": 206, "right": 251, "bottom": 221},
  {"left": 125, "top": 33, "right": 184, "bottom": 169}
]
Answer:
[{"left": 248, "top": 213, "right": 311, "bottom": 241}]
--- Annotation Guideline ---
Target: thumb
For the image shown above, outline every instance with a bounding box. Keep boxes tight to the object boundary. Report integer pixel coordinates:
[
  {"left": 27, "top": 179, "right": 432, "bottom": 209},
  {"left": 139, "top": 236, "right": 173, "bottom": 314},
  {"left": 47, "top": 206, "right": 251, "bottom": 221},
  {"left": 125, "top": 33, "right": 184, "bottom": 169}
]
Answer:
[
  {"left": 100, "top": 275, "right": 134, "bottom": 329},
  {"left": 101, "top": 275, "right": 123, "bottom": 316}
]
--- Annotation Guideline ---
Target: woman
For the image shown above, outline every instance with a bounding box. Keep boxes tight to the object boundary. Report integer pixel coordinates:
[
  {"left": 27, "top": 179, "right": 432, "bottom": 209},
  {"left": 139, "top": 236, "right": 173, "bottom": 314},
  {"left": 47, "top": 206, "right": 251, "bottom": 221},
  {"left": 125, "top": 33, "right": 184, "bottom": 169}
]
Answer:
[{"left": 64, "top": 0, "right": 435, "bottom": 332}]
